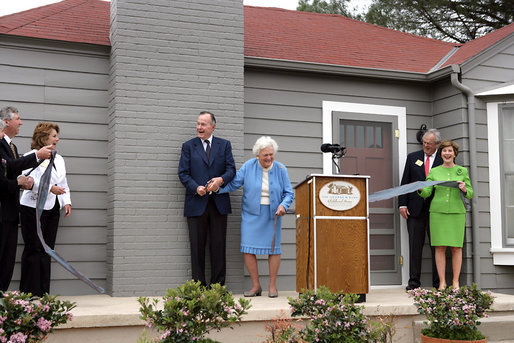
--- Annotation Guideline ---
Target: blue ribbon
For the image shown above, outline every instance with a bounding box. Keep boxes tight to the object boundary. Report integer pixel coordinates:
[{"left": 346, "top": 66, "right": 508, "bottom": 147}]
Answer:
[
  {"left": 369, "top": 180, "right": 470, "bottom": 210},
  {"left": 35, "top": 151, "right": 105, "bottom": 294}
]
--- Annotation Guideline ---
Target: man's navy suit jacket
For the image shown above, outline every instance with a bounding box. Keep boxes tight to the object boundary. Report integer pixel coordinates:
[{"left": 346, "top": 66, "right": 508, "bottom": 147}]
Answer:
[
  {"left": 178, "top": 136, "right": 236, "bottom": 217},
  {"left": 399, "top": 149, "right": 443, "bottom": 217},
  {"left": 0, "top": 138, "right": 38, "bottom": 224}
]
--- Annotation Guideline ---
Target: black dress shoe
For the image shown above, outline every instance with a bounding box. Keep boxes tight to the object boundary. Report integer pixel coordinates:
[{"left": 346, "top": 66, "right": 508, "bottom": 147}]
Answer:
[{"left": 406, "top": 285, "right": 420, "bottom": 291}]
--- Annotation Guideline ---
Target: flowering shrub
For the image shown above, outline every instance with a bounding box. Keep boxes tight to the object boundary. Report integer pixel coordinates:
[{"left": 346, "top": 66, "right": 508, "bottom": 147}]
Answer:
[
  {"left": 288, "top": 287, "right": 395, "bottom": 343},
  {"left": 263, "top": 310, "right": 306, "bottom": 343},
  {"left": 0, "top": 291, "right": 75, "bottom": 343},
  {"left": 408, "top": 284, "right": 494, "bottom": 340},
  {"left": 138, "top": 280, "right": 251, "bottom": 343}
]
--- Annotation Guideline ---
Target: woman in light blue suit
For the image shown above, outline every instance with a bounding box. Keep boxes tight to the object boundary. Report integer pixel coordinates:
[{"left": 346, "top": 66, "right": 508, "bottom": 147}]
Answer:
[{"left": 216, "top": 136, "right": 294, "bottom": 298}]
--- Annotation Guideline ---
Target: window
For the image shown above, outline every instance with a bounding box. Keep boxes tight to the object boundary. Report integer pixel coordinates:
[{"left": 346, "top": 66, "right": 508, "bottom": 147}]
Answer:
[
  {"left": 339, "top": 122, "right": 384, "bottom": 149},
  {"left": 487, "top": 101, "right": 514, "bottom": 264},
  {"left": 500, "top": 105, "right": 514, "bottom": 245}
]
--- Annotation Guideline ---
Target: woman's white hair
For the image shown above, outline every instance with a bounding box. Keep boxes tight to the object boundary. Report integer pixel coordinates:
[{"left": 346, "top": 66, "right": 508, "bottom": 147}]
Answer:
[{"left": 252, "top": 136, "right": 279, "bottom": 156}]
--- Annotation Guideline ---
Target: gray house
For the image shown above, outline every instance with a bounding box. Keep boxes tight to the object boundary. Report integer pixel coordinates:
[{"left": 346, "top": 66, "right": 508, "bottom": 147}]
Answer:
[{"left": 1, "top": 0, "right": 513, "bottom": 296}]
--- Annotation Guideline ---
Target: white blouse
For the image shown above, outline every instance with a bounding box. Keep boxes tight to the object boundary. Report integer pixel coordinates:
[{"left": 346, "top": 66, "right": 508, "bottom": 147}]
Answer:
[
  {"left": 260, "top": 163, "right": 273, "bottom": 205},
  {"left": 20, "top": 150, "right": 71, "bottom": 210}
]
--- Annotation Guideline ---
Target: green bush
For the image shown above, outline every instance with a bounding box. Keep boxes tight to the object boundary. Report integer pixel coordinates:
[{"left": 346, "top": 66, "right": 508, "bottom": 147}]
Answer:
[
  {"left": 0, "top": 291, "right": 75, "bottom": 343},
  {"left": 408, "top": 284, "right": 494, "bottom": 340},
  {"left": 288, "top": 287, "right": 395, "bottom": 343},
  {"left": 138, "top": 280, "right": 251, "bottom": 343}
]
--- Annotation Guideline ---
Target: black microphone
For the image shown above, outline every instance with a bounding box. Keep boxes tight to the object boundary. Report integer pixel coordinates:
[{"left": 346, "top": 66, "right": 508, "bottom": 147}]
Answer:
[{"left": 320, "top": 143, "right": 344, "bottom": 153}]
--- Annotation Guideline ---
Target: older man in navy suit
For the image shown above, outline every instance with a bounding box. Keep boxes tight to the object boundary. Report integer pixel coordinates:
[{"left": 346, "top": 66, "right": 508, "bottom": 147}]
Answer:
[
  {"left": 178, "top": 111, "right": 236, "bottom": 287},
  {"left": 399, "top": 128, "right": 442, "bottom": 290}
]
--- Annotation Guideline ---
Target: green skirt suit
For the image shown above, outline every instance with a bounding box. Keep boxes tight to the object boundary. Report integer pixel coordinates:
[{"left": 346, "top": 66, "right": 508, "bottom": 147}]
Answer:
[{"left": 418, "top": 165, "right": 474, "bottom": 247}]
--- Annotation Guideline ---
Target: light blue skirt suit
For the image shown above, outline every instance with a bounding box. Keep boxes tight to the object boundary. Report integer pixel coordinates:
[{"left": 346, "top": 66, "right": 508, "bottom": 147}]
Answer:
[{"left": 219, "top": 158, "right": 294, "bottom": 255}]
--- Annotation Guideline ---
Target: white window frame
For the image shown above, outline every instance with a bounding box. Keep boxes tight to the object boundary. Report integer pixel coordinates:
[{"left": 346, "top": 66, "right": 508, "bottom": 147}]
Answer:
[{"left": 487, "top": 101, "right": 514, "bottom": 265}]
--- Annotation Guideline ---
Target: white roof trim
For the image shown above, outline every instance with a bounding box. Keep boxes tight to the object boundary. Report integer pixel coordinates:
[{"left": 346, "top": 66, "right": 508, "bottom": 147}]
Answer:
[
  {"left": 429, "top": 46, "right": 460, "bottom": 73},
  {"left": 477, "top": 84, "right": 514, "bottom": 96}
]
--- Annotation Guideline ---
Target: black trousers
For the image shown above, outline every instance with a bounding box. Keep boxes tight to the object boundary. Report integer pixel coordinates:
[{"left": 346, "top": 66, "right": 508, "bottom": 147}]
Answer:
[
  {"left": 187, "top": 196, "right": 227, "bottom": 286},
  {"left": 19, "top": 200, "right": 60, "bottom": 297},
  {"left": 407, "top": 215, "right": 439, "bottom": 288},
  {"left": 0, "top": 219, "right": 19, "bottom": 291}
]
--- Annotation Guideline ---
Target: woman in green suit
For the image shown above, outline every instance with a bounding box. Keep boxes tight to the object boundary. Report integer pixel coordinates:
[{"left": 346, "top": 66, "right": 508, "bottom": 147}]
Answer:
[{"left": 419, "top": 140, "right": 473, "bottom": 290}]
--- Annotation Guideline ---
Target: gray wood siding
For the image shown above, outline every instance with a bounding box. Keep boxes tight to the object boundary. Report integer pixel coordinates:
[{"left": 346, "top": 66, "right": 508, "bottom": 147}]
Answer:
[
  {"left": 0, "top": 37, "right": 110, "bottom": 295},
  {"left": 244, "top": 67, "right": 436, "bottom": 290},
  {"left": 464, "top": 39, "right": 514, "bottom": 293},
  {"left": 430, "top": 37, "right": 514, "bottom": 293}
]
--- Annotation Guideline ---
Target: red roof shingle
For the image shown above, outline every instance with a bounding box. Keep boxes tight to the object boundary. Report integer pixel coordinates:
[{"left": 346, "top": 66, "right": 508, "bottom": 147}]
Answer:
[
  {"left": 1, "top": 1, "right": 512, "bottom": 73},
  {"left": 244, "top": 6, "right": 458, "bottom": 73},
  {"left": 442, "top": 22, "right": 514, "bottom": 68},
  {"left": 0, "top": 0, "right": 110, "bottom": 46}
]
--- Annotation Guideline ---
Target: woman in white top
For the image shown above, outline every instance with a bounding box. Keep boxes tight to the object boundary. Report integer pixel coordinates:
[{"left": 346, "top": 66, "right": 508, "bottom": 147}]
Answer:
[{"left": 19, "top": 122, "right": 71, "bottom": 296}]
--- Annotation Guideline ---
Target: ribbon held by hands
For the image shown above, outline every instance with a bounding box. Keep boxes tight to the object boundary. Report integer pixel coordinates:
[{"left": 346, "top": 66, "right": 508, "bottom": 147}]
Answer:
[
  {"left": 369, "top": 180, "right": 470, "bottom": 210},
  {"left": 34, "top": 151, "right": 105, "bottom": 294}
]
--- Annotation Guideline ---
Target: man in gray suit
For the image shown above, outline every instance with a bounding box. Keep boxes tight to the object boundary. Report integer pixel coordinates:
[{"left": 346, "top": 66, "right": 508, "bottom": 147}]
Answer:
[{"left": 0, "top": 106, "right": 51, "bottom": 291}]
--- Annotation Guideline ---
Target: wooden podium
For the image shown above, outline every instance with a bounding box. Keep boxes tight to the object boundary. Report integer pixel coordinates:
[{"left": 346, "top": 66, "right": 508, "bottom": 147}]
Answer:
[{"left": 295, "top": 174, "right": 370, "bottom": 296}]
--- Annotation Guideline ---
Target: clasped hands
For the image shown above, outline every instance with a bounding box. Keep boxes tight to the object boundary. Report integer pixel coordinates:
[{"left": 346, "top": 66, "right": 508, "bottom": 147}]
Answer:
[{"left": 196, "top": 177, "right": 223, "bottom": 196}]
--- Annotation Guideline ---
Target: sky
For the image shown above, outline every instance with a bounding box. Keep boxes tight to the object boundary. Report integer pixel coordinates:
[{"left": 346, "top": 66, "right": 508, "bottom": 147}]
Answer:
[{"left": 0, "top": 0, "right": 372, "bottom": 17}]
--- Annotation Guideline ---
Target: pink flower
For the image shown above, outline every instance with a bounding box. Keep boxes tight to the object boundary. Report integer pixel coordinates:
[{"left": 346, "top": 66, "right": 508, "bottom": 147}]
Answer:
[
  {"left": 12, "top": 300, "right": 29, "bottom": 307},
  {"left": 314, "top": 299, "right": 326, "bottom": 306},
  {"left": 159, "top": 330, "right": 171, "bottom": 340},
  {"left": 36, "top": 317, "right": 52, "bottom": 332},
  {"left": 7, "top": 332, "right": 27, "bottom": 343},
  {"left": 145, "top": 318, "right": 153, "bottom": 328}
]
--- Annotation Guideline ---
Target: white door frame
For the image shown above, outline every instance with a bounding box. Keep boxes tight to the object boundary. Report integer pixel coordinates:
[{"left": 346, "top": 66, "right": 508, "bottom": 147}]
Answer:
[{"left": 322, "top": 101, "right": 409, "bottom": 286}]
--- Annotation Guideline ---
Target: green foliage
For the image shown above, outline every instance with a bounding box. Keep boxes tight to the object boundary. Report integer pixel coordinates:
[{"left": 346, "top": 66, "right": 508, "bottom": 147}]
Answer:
[
  {"left": 408, "top": 284, "right": 494, "bottom": 340},
  {"left": 367, "top": 314, "right": 396, "bottom": 343},
  {"left": 297, "top": 0, "right": 364, "bottom": 20},
  {"left": 297, "top": 0, "right": 513, "bottom": 43},
  {"left": 287, "top": 286, "right": 396, "bottom": 343},
  {"left": 0, "top": 291, "right": 76, "bottom": 343},
  {"left": 263, "top": 310, "right": 306, "bottom": 343},
  {"left": 138, "top": 280, "right": 251, "bottom": 343},
  {"left": 365, "top": 0, "right": 514, "bottom": 42}
]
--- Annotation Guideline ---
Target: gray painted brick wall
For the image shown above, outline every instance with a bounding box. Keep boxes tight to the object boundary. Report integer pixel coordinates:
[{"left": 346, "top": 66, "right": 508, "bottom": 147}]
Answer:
[{"left": 108, "top": 0, "right": 244, "bottom": 296}]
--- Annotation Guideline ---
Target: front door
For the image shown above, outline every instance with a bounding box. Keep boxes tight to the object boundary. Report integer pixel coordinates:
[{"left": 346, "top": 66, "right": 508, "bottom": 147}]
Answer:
[{"left": 333, "top": 112, "right": 401, "bottom": 285}]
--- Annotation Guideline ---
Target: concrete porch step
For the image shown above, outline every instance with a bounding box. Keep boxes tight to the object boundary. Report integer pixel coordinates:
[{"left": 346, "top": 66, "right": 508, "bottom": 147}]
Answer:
[{"left": 45, "top": 287, "right": 514, "bottom": 343}]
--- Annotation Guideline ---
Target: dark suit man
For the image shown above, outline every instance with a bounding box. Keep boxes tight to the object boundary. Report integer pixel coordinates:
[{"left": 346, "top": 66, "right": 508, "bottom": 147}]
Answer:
[
  {"left": 0, "top": 106, "right": 51, "bottom": 291},
  {"left": 399, "top": 128, "right": 442, "bottom": 290},
  {"left": 0, "top": 122, "right": 35, "bottom": 195},
  {"left": 178, "top": 111, "right": 236, "bottom": 286}
]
